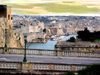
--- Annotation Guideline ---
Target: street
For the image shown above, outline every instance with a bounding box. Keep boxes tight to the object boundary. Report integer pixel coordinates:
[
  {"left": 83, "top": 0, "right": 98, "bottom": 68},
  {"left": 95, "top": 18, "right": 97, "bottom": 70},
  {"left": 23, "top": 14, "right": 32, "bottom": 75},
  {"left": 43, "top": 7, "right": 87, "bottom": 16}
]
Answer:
[{"left": 0, "top": 54, "right": 100, "bottom": 64}]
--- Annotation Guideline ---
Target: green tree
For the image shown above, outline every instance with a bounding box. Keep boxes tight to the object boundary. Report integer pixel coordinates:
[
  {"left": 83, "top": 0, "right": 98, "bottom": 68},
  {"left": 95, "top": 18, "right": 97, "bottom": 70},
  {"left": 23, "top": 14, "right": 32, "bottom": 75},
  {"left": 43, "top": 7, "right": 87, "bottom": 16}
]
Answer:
[
  {"left": 78, "top": 64, "right": 100, "bottom": 75},
  {"left": 64, "top": 71, "right": 75, "bottom": 75},
  {"left": 94, "top": 39, "right": 100, "bottom": 42},
  {"left": 67, "top": 37, "right": 76, "bottom": 42}
]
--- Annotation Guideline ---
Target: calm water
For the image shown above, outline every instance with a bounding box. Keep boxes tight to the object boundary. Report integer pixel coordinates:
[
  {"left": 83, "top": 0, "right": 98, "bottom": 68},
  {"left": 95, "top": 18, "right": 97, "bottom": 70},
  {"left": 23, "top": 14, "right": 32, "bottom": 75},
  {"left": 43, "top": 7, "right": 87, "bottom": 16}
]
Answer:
[{"left": 27, "top": 34, "right": 77, "bottom": 50}]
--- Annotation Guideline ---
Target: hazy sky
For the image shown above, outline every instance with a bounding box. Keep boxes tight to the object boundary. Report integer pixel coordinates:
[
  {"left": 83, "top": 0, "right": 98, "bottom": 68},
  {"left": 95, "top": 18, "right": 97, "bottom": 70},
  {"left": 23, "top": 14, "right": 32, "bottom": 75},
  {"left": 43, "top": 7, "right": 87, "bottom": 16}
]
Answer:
[
  {"left": 1, "top": 0, "right": 100, "bottom": 15},
  {"left": 2, "top": 0, "right": 100, "bottom": 3}
]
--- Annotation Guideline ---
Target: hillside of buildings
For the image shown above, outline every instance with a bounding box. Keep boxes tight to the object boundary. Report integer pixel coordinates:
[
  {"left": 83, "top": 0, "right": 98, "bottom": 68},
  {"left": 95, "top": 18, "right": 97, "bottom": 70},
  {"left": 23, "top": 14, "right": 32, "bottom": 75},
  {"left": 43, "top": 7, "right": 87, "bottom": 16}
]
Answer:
[{"left": 12, "top": 15, "right": 100, "bottom": 36}]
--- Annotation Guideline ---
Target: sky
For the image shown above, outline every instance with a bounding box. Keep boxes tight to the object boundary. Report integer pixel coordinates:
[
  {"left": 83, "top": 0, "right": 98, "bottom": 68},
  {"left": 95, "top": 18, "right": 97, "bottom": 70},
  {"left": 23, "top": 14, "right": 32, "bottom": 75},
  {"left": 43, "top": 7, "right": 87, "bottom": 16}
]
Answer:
[
  {"left": 2, "top": 0, "right": 100, "bottom": 3},
  {"left": 1, "top": 0, "right": 100, "bottom": 15},
  {"left": 1, "top": 0, "right": 73, "bottom": 3}
]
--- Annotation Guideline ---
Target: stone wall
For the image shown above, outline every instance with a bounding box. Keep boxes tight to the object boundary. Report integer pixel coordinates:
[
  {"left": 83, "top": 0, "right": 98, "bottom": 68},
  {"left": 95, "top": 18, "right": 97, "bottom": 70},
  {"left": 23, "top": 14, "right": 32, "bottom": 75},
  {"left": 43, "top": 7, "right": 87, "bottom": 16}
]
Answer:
[
  {"left": 0, "top": 18, "right": 24, "bottom": 48},
  {"left": 55, "top": 41, "right": 100, "bottom": 51}
]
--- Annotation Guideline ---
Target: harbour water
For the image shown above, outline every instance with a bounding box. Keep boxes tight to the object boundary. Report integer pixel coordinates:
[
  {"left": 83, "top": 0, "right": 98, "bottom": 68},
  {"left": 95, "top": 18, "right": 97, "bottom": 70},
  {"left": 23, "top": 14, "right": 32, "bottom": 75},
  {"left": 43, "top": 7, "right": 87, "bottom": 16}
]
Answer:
[{"left": 27, "top": 34, "right": 77, "bottom": 50}]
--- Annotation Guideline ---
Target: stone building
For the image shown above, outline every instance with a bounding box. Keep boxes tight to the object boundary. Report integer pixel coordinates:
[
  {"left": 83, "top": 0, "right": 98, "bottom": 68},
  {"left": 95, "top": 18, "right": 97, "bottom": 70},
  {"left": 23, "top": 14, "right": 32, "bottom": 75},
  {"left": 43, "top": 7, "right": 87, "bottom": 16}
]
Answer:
[
  {"left": 0, "top": 5, "right": 24, "bottom": 47},
  {"left": 15, "top": 20, "right": 47, "bottom": 43},
  {"left": 21, "top": 25, "right": 42, "bottom": 34}
]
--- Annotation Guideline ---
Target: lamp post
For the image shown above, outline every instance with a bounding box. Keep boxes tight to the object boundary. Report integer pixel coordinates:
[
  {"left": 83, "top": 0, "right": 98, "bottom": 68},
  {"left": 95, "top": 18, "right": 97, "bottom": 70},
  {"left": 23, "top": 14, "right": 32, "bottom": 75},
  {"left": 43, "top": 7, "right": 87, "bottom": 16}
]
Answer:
[
  {"left": 4, "top": 28, "right": 8, "bottom": 52},
  {"left": 23, "top": 34, "right": 27, "bottom": 62},
  {"left": 4, "top": 18, "right": 8, "bottom": 52}
]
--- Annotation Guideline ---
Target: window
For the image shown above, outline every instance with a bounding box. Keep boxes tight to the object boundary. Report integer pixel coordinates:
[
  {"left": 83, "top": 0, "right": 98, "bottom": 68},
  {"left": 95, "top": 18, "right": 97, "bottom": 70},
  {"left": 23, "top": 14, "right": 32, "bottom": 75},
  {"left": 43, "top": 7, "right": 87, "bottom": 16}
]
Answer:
[{"left": 8, "top": 15, "right": 10, "bottom": 20}]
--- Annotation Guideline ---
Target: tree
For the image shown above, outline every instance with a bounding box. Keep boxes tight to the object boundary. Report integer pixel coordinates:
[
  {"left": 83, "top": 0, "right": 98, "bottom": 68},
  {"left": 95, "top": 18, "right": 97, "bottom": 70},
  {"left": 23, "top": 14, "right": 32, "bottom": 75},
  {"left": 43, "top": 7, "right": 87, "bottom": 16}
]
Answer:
[
  {"left": 43, "top": 29, "right": 46, "bottom": 33},
  {"left": 67, "top": 37, "right": 76, "bottom": 42},
  {"left": 78, "top": 64, "right": 100, "bottom": 75},
  {"left": 77, "top": 28, "right": 100, "bottom": 42},
  {"left": 64, "top": 71, "right": 75, "bottom": 75},
  {"left": 77, "top": 28, "right": 90, "bottom": 41}
]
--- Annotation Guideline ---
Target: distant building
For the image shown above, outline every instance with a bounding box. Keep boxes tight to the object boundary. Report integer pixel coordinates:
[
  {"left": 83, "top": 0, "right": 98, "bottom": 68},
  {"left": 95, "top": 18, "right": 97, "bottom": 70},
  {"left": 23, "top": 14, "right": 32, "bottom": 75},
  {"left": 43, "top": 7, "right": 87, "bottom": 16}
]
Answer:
[
  {"left": 14, "top": 20, "right": 47, "bottom": 42},
  {"left": 21, "top": 25, "right": 40, "bottom": 33},
  {"left": 55, "top": 41, "right": 100, "bottom": 51},
  {"left": 20, "top": 20, "right": 44, "bottom": 34}
]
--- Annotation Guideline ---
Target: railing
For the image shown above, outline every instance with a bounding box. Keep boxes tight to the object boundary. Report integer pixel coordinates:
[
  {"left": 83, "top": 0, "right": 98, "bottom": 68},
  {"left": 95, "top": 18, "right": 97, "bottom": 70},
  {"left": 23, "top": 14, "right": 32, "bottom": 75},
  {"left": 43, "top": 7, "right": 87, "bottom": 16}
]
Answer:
[
  {"left": 0, "top": 61, "right": 87, "bottom": 72},
  {"left": 0, "top": 47, "right": 100, "bottom": 57},
  {"left": 32, "top": 62, "right": 86, "bottom": 71},
  {"left": 0, "top": 61, "right": 21, "bottom": 70},
  {"left": 9, "top": 48, "right": 55, "bottom": 56}
]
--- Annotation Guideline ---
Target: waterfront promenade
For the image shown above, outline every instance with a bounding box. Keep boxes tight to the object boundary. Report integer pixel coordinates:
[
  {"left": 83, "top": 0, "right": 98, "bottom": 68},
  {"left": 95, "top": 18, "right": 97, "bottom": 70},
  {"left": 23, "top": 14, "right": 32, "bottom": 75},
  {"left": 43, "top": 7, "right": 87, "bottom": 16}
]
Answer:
[{"left": 0, "top": 47, "right": 100, "bottom": 74}]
